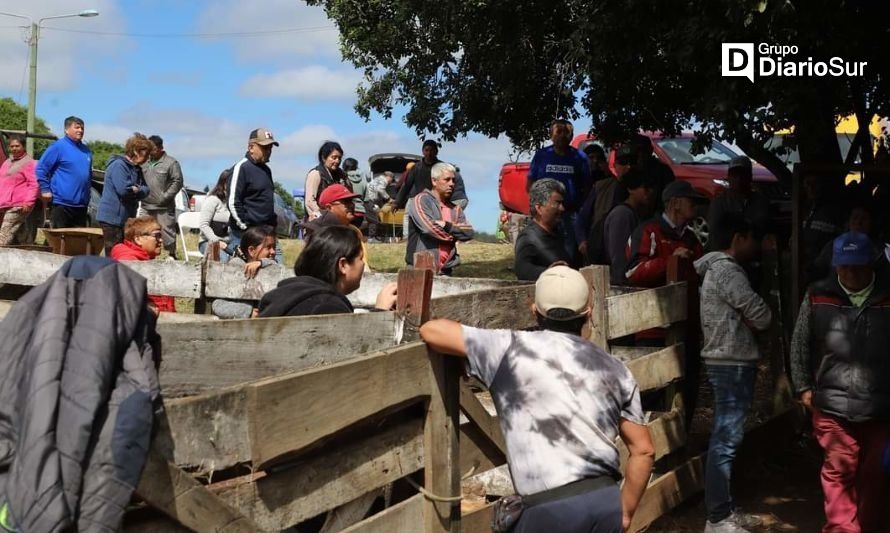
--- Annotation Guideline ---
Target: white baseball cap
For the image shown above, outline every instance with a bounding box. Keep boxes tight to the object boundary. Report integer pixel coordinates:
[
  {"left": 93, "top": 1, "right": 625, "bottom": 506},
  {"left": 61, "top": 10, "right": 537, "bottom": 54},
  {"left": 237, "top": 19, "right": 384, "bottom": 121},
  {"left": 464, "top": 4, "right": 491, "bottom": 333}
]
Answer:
[{"left": 534, "top": 266, "right": 590, "bottom": 320}]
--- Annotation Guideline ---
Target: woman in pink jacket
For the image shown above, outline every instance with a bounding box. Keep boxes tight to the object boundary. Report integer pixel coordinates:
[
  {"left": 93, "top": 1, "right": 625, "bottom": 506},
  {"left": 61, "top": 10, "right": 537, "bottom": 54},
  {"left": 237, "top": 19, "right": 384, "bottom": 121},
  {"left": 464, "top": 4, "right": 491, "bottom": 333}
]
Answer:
[{"left": 0, "top": 134, "right": 39, "bottom": 245}]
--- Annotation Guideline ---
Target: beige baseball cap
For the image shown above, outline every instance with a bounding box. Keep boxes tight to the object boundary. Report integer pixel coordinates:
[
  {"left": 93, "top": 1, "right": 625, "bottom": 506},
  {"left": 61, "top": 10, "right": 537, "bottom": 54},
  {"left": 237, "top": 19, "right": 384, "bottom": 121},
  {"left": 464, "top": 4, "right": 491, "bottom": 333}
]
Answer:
[
  {"left": 534, "top": 266, "right": 590, "bottom": 320},
  {"left": 249, "top": 128, "right": 279, "bottom": 146}
]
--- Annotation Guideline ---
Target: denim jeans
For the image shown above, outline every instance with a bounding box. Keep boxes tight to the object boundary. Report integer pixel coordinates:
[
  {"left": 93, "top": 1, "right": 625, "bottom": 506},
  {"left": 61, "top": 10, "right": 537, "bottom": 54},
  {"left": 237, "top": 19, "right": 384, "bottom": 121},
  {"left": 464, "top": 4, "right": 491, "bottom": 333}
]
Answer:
[
  {"left": 198, "top": 240, "right": 236, "bottom": 263},
  {"left": 705, "top": 364, "right": 757, "bottom": 523}
]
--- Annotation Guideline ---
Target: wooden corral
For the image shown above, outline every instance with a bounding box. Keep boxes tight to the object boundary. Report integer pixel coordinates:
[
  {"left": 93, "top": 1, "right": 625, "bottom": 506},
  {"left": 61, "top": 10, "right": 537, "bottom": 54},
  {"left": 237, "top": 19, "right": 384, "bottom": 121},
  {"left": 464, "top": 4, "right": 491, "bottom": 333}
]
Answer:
[{"left": 0, "top": 249, "right": 717, "bottom": 532}]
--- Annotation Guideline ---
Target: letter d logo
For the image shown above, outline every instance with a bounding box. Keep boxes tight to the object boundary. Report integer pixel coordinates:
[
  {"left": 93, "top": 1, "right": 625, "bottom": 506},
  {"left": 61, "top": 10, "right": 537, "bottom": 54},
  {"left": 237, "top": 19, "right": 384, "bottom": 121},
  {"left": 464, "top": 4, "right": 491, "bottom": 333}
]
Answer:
[{"left": 722, "top": 43, "right": 754, "bottom": 83}]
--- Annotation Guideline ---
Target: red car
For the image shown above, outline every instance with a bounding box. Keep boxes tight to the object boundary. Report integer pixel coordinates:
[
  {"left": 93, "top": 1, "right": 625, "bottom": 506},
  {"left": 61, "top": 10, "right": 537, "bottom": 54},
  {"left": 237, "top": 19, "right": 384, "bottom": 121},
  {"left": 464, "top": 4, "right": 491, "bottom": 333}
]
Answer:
[{"left": 498, "top": 132, "right": 790, "bottom": 244}]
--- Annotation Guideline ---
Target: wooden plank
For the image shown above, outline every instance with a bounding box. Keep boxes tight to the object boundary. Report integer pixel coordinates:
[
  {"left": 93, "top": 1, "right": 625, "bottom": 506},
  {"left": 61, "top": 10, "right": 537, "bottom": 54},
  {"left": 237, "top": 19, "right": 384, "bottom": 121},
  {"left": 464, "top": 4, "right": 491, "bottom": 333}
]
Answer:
[
  {"left": 617, "top": 408, "right": 686, "bottom": 468},
  {"left": 0, "top": 301, "right": 217, "bottom": 324},
  {"left": 581, "top": 265, "right": 610, "bottom": 349},
  {"left": 213, "top": 419, "right": 424, "bottom": 530},
  {"left": 248, "top": 342, "right": 431, "bottom": 466},
  {"left": 0, "top": 248, "right": 202, "bottom": 298},
  {"left": 156, "top": 312, "right": 403, "bottom": 397},
  {"left": 459, "top": 382, "right": 506, "bottom": 454},
  {"left": 203, "top": 261, "right": 290, "bottom": 301},
  {"left": 623, "top": 343, "right": 685, "bottom": 392},
  {"left": 430, "top": 284, "right": 536, "bottom": 330},
  {"left": 135, "top": 447, "right": 261, "bottom": 532},
  {"left": 341, "top": 494, "right": 424, "bottom": 533},
  {"left": 461, "top": 503, "right": 495, "bottom": 533},
  {"left": 459, "top": 421, "right": 506, "bottom": 476},
  {"left": 414, "top": 250, "right": 438, "bottom": 271},
  {"left": 424, "top": 353, "right": 462, "bottom": 532},
  {"left": 628, "top": 454, "right": 705, "bottom": 533},
  {"left": 606, "top": 282, "right": 688, "bottom": 339}
]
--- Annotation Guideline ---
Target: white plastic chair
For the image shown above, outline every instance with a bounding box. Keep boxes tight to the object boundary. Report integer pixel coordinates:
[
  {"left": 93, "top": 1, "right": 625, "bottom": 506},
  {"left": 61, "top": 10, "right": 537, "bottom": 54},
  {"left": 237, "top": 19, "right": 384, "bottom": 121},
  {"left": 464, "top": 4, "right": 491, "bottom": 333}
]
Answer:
[{"left": 177, "top": 211, "right": 204, "bottom": 262}]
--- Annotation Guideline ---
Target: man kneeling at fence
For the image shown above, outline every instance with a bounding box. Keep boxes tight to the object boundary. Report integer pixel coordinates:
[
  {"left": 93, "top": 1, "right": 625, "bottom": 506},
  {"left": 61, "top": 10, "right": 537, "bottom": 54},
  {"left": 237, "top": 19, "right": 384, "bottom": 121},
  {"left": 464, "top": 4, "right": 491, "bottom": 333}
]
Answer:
[{"left": 420, "top": 265, "right": 655, "bottom": 532}]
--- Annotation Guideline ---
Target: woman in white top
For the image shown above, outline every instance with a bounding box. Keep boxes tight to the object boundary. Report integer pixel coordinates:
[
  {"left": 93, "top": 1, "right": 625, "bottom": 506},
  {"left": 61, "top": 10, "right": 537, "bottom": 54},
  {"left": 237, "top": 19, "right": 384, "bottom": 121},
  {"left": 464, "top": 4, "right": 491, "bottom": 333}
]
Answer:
[
  {"left": 304, "top": 141, "right": 348, "bottom": 220},
  {"left": 198, "top": 169, "right": 236, "bottom": 262}
]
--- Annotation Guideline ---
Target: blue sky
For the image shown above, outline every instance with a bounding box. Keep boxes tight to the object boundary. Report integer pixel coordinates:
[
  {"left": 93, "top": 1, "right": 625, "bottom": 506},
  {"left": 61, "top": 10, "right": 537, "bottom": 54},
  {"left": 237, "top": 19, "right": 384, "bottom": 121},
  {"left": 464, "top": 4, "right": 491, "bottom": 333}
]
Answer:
[{"left": 1, "top": 0, "right": 589, "bottom": 232}]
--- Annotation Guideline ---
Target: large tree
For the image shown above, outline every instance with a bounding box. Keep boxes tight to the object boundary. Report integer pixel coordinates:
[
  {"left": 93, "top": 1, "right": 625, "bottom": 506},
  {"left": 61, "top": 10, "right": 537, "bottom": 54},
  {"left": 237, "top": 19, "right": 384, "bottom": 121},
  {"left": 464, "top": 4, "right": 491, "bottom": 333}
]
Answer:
[
  {"left": 308, "top": 0, "right": 888, "bottom": 184},
  {"left": 0, "top": 97, "right": 54, "bottom": 157},
  {"left": 86, "top": 140, "right": 124, "bottom": 170}
]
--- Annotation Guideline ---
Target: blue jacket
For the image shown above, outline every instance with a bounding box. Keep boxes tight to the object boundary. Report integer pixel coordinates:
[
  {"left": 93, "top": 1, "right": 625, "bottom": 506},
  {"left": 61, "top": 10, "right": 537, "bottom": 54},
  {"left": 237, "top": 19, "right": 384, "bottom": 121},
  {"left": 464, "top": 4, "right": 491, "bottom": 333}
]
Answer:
[
  {"left": 527, "top": 145, "right": 590, "bottom": 211},
  {"left": 97, "top": 155, "right": 149, "bottom": 227},
  {"left": 36, "top": 136, "right": 93, "bottom": 207}
]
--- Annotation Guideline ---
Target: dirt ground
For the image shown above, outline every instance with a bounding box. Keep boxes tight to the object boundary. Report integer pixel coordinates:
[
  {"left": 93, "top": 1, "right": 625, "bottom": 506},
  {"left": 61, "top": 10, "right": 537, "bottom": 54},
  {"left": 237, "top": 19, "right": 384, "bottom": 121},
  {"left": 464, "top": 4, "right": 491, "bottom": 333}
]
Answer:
[{"left": 647, "top": 434, "right": 825, "bottom": 532}]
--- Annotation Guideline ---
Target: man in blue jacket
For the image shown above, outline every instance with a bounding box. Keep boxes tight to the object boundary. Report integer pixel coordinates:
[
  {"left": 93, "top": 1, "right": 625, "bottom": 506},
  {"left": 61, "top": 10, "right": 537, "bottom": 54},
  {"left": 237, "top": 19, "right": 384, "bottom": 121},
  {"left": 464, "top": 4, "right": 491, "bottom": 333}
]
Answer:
[
  {"left": 227, "top": 128, "right": 280, "bottom": 258},
  {"left": 36, "top": 116, "right": 93, "bottom": 228}
]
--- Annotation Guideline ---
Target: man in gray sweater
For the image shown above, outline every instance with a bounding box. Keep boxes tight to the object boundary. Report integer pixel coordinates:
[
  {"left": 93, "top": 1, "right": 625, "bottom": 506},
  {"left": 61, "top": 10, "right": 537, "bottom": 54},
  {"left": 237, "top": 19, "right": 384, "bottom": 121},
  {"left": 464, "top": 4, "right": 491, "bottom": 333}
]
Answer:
[
  {"left": 693, "top": 212, "right": 772, "bottom": 533},
  {"left": 141, "top": 135, "right": 184, "bottom": 258}
]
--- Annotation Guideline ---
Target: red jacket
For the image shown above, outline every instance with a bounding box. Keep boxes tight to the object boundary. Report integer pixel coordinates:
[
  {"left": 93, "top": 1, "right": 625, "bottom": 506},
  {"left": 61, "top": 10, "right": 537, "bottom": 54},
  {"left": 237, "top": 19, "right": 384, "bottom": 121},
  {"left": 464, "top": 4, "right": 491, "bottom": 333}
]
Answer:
[
  {"left": 110, "top": 241, "right": 177, "bottom": 313},
  {"left": 625, "top": 214, "right": 703, "bottom": 287}
]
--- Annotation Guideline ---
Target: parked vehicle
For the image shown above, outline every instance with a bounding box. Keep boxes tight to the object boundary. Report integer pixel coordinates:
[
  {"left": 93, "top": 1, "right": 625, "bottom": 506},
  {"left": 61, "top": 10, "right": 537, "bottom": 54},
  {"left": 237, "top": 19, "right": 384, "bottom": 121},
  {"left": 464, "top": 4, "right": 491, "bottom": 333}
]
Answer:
[
  {"left": 498, "top": 131, "right": 791, "bottom": 244},
  {"left": 368, "top": 153, "right": 422, "bottom": 238}
]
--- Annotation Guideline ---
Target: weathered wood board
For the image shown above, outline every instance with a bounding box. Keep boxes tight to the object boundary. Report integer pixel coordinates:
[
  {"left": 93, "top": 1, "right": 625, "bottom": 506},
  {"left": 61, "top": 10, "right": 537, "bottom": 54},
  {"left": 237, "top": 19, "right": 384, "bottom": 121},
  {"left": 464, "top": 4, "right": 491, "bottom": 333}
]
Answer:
[{"left": 607, "top": 282, "right": 688, "bottom": 339}]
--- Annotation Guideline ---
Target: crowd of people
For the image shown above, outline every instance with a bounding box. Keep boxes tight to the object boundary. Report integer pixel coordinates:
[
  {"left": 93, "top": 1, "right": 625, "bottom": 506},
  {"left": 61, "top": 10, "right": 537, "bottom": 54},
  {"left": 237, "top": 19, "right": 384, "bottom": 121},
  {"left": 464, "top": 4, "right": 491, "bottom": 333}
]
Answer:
[{"left": 3, "top": 115, "right": 890, "bottom": 532}]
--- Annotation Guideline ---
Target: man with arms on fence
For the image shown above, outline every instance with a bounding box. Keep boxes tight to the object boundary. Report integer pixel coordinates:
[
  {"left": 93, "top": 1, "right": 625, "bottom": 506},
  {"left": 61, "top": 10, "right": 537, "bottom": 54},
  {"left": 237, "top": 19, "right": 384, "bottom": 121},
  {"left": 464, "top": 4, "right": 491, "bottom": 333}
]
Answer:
[
  {"left": 791, "top": 231, "right": 890, "bottom": 533},
  {"left": 514, "top": 178, "right": 572, "bottom": 281},
  {"left": 420, "top": 266, "right": 655, "bottom": 532},
  {"left": 36, "top": 116, "right": 93, "bottom": 228},
  {"left": 141, "top": 135, "right": 184, "bottom": 259},
  {"left": 694, "top": 213, "right": 772, "bottom": 533},
  {"left": 405, "top": 162, "right": 474, "bottom": 275}
]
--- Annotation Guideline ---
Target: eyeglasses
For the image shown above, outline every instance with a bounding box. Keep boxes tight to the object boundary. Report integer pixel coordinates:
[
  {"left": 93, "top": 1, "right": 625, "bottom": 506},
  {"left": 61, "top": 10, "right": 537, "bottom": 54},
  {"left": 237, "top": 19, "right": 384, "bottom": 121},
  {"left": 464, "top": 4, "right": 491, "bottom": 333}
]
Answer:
[{"left": 141, "top": 232, "right": 162, "bottom": 241}]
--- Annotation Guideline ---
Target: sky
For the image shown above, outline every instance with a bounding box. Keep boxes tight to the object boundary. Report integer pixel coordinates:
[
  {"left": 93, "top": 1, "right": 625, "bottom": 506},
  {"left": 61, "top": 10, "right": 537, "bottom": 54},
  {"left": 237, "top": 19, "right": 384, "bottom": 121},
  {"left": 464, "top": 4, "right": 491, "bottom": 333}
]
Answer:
[{"left": 0, "top": 0, "right": 583, "bottom": 232}]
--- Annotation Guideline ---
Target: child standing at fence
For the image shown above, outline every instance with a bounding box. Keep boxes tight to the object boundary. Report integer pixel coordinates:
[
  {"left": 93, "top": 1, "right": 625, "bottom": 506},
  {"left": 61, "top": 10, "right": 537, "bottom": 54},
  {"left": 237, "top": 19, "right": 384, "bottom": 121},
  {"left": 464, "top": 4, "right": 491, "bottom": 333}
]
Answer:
[
  {"left": 693, "top": 213, "right": 772, "bottom": 533},
  {"left": 110, "top": 216, "right": 177, "bottom": 313},
  {"left": 211, "top": 225, "right": 278, "bottom": 319}
]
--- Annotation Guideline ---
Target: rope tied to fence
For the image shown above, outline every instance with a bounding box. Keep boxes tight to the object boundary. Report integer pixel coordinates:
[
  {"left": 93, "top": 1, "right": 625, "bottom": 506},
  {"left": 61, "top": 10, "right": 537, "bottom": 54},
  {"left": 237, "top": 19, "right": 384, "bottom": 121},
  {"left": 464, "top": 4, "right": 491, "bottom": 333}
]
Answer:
[{"left": 404, "top": 476, "right": 464, "bottom": 504}]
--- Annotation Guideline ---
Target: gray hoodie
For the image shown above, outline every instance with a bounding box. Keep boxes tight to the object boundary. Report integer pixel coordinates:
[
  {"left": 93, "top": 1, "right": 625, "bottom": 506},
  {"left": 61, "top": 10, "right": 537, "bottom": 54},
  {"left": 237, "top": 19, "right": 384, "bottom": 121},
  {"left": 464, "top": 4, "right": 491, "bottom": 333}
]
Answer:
[{"left": 694, "top": 251, "right": 772, "bottom": 366}]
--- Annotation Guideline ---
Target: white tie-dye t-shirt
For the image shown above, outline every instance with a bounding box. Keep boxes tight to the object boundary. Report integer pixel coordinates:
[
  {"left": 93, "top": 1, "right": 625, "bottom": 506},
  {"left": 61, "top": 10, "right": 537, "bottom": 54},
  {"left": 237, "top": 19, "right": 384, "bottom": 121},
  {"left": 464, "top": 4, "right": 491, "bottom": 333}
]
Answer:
[{"left": 462, "top": 326, "right": 644, "bottom": 496}]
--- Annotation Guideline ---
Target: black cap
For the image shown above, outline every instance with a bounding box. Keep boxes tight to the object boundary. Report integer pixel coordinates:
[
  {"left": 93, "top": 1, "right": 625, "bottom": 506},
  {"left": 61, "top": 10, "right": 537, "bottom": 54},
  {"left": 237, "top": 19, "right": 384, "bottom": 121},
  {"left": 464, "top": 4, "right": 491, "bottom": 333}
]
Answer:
[
  {"left": 422, "top": 139, "right": 440, "bottom": 150},
  {"left": 662, "top": 180, "right": 708, "bottom": 203}
]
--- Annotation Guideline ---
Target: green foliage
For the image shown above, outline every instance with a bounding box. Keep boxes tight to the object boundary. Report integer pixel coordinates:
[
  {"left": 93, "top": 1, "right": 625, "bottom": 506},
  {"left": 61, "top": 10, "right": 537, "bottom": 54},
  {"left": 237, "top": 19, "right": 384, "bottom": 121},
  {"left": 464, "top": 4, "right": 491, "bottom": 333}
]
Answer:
[
  {"left": 273, "top": 181, "right": 300, "bottom": 212},
  {"left": 0, "top": 97, "right": 54, "bottom": 157},
  {"left": 307, "top": 0, "right": 889, "bottom": 182},
  {"left": 86, "top": 140, "right": 124, "bottom": 170}
]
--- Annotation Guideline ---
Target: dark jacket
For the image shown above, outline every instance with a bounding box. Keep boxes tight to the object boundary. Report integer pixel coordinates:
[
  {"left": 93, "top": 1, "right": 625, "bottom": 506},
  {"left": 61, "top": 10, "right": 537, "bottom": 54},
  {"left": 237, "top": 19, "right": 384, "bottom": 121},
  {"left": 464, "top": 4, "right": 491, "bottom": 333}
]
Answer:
[
  {"left": 141, "top": 153, "right": 184, "bottom": 210},
  {"left": 97, "top": 155, "right": 150, "bottom": 227},
  {"left": 228, "top": 154, "right": 276, "bottom": 230},
  {"left": 707, "top": 190, "right": 770, "bottom": 251},
  {"left": 395, "top": 158, "right": 437, "bottom": 208},
  {"left": 0, "top": 256, "right": 161, "bottom": 532},
  {"left": 258, "top": 275, "right": 354, "bottom": 317},
  {"left": 514, "top": 221, "right": 570, "bottom": 281},
  {"left": 405, "top": 189, "right": 474, "bottom": 273},
  {"left": 790, "top": 272, "right": 890, "bottom": 422}
]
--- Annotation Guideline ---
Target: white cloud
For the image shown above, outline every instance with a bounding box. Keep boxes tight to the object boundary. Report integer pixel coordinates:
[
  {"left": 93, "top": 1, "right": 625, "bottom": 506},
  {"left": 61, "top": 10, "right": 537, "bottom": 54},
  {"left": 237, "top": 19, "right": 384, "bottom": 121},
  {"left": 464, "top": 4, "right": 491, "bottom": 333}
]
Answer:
[
  {"left": 194, "top": 0, "right": 340, "bottom": 63},
  {"left": 0, "top": 0, "right": 131, "bottom": 92},
  {"left": 240, "top": 65, "right": 360, "bottom": 101}
]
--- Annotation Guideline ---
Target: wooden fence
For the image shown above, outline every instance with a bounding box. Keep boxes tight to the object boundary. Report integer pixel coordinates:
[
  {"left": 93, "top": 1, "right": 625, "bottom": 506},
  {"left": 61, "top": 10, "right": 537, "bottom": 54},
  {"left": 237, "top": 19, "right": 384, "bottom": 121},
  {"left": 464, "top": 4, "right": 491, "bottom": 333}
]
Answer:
[{"left": 0, "top": 248, "right": 700, "bottom": 532}]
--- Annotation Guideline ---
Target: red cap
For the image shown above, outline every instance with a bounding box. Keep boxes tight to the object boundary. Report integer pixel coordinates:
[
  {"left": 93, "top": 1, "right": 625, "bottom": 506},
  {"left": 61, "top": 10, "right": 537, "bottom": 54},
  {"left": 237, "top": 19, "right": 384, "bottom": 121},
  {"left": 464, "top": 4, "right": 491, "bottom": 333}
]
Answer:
[{"left": 318, "top": 183, "right": 360, "bottom": 208}]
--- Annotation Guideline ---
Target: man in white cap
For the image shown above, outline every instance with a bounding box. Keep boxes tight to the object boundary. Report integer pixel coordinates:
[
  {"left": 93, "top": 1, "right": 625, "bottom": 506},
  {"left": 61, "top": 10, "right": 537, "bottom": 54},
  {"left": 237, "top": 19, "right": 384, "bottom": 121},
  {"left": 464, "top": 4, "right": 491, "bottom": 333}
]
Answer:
[
  {"left": 420, "top": 266, "right": 654, "bottom": 532},
  {"left": 227, "top": 128, "right": 279, "bottom": 253}
]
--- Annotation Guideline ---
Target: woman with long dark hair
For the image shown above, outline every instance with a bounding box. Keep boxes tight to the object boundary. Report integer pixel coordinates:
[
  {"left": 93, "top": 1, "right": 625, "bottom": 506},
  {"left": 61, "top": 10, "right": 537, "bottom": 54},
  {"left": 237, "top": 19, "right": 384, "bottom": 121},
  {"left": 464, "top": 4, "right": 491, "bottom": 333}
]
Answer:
[
  {"left": 259, "top": 225, "right": 396, "bottom": 317},
  {"left": 304, "top": 141, "right": 348, "bottom": 221},
  {"left": 198, "top": 168, "right": 236, "bottom": 261},
  {"left": 211, "top": 225, "right": 278, "bottom": 319}
]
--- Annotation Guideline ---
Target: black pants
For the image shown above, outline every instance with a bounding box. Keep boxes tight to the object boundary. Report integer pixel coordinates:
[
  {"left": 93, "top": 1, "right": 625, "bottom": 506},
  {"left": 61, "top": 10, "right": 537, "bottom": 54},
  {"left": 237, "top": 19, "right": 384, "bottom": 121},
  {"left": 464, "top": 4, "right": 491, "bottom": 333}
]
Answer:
[
  {"left": 99, "top": 223, "right": 124, "bottom": 256},
  {"left": 514, "top": 484, "right": 622, "bottom": 533},
  {"left": 50, "top": 205, "right": 88, "bottom": 229}
]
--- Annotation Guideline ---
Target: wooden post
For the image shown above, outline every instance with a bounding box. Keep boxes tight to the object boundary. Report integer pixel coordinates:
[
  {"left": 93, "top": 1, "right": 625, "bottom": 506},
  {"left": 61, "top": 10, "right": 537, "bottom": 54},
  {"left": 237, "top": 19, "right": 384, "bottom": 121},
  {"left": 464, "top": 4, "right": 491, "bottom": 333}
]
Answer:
[
  {"left": 667, "top": 256, "right": 698, "bottom": 423},
  {"left": 413, "top": 250, "right": 438, "bottom": 273},
  {"left": 581, "top": 265, "right": 610, "bottom": 349},
  {"left": 398, "top": 267, "right": 460, "bottom": 533}
]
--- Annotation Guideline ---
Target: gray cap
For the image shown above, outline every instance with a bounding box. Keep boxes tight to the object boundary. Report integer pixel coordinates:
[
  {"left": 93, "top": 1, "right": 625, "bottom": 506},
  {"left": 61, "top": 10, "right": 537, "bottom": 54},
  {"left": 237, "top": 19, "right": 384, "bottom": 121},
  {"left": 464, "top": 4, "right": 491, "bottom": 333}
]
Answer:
[
  {"left": 662, "top": 180, "right": 708, "bottom": 203},
  {"left": 728, "top": 155, "right": 752, "bottom": 171}
]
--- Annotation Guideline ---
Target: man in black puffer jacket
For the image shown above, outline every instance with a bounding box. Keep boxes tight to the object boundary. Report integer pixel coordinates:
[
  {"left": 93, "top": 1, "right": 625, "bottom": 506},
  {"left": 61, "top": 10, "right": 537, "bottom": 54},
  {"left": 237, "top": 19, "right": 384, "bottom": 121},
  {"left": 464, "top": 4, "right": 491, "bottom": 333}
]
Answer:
[{"left": 790, "top": 231, "right": 890, "bottom": 532}]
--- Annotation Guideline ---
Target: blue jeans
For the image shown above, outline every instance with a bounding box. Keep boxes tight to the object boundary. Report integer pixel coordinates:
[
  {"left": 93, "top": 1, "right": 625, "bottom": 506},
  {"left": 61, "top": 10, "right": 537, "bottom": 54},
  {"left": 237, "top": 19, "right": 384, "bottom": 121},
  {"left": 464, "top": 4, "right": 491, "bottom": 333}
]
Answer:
[
  {"left": 229, "top": 226, "right": 284, "bottom": 264},
  {"left": 198, "top": 240, "right": 236, "bottom": 263},
  {"left": 705, "top": 364, "right": 757, "bottom": 523}
]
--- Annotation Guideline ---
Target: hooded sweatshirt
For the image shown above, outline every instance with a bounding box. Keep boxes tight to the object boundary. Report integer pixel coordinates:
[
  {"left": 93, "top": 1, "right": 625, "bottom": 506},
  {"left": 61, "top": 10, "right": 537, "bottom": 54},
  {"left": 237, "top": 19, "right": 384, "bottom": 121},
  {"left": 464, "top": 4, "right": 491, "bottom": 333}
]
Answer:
[
  {"left": 258, "top": 275, "right": 353, "bottom": 317},
  {"left": 694, "top": 251, "right": 772, "bottom": 366}
]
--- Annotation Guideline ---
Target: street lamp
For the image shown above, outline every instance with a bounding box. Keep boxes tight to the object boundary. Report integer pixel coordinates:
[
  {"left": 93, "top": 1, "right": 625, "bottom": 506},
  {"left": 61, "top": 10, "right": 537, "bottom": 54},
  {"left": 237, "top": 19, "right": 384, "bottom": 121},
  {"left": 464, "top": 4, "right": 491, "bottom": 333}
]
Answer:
[{"left": 0, "top": 9, "right": 99, "bottom": 153}]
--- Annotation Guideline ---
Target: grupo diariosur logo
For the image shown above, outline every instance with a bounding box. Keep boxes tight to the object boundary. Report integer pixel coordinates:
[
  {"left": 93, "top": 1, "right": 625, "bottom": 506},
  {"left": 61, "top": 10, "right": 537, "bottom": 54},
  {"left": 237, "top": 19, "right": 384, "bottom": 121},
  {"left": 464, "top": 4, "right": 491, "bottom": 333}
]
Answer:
[{"left": 721, "top": 43, "right": 867, "bottom": 83}]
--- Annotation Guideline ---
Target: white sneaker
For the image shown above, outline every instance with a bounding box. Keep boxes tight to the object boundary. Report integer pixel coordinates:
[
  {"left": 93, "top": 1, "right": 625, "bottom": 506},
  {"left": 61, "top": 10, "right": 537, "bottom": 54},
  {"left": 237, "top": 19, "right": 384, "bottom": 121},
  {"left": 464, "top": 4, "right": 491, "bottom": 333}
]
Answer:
[{"left": 704, "top": 510, "right": 762, "bottom": 533}]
